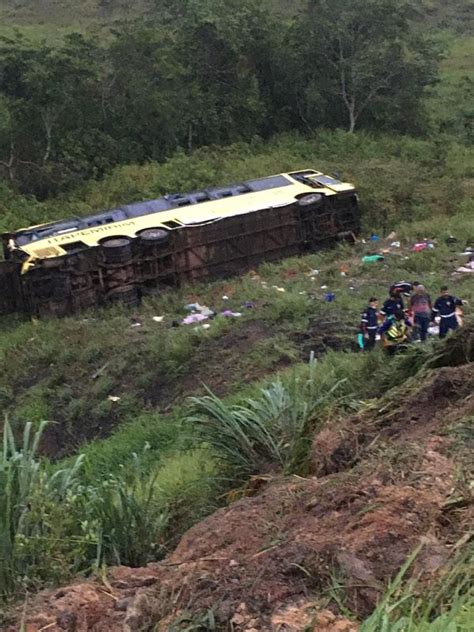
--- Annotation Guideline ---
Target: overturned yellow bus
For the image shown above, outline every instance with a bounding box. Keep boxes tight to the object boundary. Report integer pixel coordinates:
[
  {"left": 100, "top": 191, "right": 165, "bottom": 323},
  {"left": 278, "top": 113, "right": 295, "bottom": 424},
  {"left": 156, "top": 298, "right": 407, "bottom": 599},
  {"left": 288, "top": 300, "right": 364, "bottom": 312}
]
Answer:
[{"left": 0, "top": 169, "right": 359, "bottom": 317}]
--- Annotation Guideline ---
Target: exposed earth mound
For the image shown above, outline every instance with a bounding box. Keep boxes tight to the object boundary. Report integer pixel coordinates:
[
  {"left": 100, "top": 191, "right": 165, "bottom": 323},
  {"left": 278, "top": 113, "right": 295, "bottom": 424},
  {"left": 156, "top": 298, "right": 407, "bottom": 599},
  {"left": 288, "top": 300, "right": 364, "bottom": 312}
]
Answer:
[{"left": 8, "top": 355, "right": 472, "bottom": 631}]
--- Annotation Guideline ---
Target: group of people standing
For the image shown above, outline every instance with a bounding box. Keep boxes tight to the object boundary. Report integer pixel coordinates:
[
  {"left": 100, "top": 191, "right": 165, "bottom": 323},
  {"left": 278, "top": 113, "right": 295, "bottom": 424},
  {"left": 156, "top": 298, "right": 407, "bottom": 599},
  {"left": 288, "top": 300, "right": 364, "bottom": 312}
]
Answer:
[{"left": 360, "top": 282, "right": 465, "bottom": 355}]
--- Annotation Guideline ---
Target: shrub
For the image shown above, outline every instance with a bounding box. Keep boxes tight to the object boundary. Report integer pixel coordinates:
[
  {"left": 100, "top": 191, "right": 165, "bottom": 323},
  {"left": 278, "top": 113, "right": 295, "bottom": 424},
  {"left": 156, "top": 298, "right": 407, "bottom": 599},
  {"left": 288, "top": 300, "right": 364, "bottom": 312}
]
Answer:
[
  {"left": 0, "top": 420, "right": 86, "bottom": 597},
  {"left": 186, "top": 354, "right": 345, "bottom": 478}
]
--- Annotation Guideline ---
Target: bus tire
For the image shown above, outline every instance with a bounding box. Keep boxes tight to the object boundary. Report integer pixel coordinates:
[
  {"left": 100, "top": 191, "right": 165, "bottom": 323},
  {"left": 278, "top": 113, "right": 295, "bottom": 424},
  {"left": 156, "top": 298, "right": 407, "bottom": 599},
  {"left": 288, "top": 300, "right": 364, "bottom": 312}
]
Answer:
[
  {"left": 297, "top": 193, "right": 323, "bottom": 208},
  {"left": 107, "top": 285, "right": 141, "bottom": 308},
  {"left": 100, "top": 237, "right": 133, "bottom": 265},
  {"left": 138, "top": 228, "right": 170, "bottom": 245},
  {"left": 42, "top": 256, "right": 65, "bottom": 269}
]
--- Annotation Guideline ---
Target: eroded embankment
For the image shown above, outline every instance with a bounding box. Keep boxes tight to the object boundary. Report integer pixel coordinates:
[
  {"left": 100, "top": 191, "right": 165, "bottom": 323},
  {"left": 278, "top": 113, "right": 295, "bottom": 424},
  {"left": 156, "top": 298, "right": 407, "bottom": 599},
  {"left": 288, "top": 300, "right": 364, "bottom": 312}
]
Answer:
[{"left": 7, "top": 343, "right": 473, "bottom": 631}]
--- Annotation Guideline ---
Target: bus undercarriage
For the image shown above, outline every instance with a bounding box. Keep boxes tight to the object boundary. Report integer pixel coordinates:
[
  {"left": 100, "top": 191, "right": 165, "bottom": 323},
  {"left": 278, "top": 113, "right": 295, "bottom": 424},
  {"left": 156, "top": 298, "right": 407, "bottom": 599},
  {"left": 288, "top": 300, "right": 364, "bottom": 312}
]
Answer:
[{"left": 0, "top": 193, "right": 359, "bottom": 318}]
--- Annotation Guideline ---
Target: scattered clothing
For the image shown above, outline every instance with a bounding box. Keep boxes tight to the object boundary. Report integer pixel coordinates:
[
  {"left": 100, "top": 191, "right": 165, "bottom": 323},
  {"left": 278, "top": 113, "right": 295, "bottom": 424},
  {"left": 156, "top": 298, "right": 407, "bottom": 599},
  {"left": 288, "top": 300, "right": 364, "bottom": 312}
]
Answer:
[
  {"left": 184, "top": 303, "right": 215, "bottom": 318},
  {"left": 412, "top": 241, "right": 435, "bottom": 252},
  {"left": 362, "top": 254, "right": 384, "bottom": 263},
  {"left": 182, "top": 313, "right": 208, "bottom": 325},
  {"left": 221, "top": 310, "right": 242, "bottom": 318},
  {"left": 456, "top": 260, "right": 474, "bottom": 273}
]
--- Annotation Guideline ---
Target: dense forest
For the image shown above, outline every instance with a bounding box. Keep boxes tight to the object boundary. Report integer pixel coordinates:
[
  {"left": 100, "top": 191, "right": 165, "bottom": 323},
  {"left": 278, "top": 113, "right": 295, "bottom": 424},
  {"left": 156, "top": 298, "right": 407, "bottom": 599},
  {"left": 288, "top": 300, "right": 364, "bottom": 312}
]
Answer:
[{"left": 0, "top": 0, "right": 472, "bottom": 199}]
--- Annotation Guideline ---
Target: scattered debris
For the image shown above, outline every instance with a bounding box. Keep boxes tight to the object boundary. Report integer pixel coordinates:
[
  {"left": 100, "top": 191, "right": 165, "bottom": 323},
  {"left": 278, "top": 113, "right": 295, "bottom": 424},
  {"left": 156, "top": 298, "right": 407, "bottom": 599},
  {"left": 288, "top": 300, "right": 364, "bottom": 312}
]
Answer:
[
  {"left": 272, "top": 286, "right": 286, "bottom": 292},
  {"left": 108, "top": 396, "right": 121, "bottom": 403},
  {"left": 411, "top": 240, "right": 435, "bottom": 252},
  {"left": 182, "top": 313, "right": 208, "bottom": 325},
  {"left": 184, "top": 303, "right": 215, "bottom": 318},
  {"left": 221, "top": 310, "right": 242, "bottom": 318},
  {"left": 445, "top": 235, "right": 458, "bottom": 245},
  {"left": 370, "top": 234, "right": 380, "bottom": 241},
  {"left": 92, "top": 363, "right": 110, "bottom": 380},
  {"left": 152, "top": 316, "right": 164, "bottom": 323},
  {"left": 324, "top": 292, "right": 336, "bottom": 302},
  {"left": 362, "top": 254, "right": 384, "bottom": 263}
]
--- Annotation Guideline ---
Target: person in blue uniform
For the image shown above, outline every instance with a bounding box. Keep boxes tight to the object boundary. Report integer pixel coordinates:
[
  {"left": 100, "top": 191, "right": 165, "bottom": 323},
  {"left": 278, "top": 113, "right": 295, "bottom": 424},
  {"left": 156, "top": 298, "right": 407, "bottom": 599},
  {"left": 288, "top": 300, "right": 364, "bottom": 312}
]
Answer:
[
  {"left": 360, "top": 297, "right": 378, "bottom": 350},
  {"left": 390, "top": 281, "right": 413, "bottom": 297},
  {"left": 380, "top": 289, "right": 405, "bottom": 319},
  {"left": 433, "top": 286, "right": 463, "bottom": 338}
]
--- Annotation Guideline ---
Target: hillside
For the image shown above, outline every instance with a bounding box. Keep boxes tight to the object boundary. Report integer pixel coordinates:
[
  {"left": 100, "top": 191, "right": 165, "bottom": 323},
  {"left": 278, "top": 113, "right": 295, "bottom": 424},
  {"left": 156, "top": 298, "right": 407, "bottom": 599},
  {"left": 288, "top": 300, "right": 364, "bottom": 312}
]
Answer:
[
  {"left": 0, "top": 0, "right": 473, "bottom": 629},
  {"left": 4, "top": 325, "right": 474, "bottom": 629}
]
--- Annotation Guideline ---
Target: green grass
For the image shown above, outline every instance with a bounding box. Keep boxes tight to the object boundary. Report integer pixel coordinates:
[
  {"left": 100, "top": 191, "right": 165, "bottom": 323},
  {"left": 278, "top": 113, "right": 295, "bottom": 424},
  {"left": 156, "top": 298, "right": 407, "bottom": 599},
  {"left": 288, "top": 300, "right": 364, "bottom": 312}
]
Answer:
[
  {"left": 1, "top": 201, "right": 472, "bottom": 461},
  {"left": 1, "top": 129, "right": 473, "bottom": 236},
  {"left": 360, "top": 546, "right": 474, "bottom": 631},
  {"left": 0, "top": 125, "right": 473, "bottom": 616}
]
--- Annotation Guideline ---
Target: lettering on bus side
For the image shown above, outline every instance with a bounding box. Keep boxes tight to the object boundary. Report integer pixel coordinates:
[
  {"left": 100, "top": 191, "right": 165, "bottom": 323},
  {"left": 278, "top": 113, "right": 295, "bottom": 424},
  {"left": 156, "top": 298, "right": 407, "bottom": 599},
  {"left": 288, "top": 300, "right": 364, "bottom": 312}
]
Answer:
[{"left": 46, "top": 220, "right": 138, "bottom": 245}]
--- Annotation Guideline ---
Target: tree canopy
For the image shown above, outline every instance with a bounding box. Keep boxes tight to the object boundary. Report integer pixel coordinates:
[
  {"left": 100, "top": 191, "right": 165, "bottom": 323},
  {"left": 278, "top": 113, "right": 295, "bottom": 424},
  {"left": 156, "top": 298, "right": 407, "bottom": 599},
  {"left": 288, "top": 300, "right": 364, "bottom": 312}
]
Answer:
[{"left": 0, "top": 0, "right": 447, "bottom": 197}]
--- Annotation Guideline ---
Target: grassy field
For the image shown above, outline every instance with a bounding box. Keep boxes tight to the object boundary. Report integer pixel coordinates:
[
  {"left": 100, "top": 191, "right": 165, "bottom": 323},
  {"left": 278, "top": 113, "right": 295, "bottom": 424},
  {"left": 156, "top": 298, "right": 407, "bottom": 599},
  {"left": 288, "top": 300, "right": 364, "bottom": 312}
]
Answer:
[{"left": 0, "top": 129, "right": 472, "bottom": 460}]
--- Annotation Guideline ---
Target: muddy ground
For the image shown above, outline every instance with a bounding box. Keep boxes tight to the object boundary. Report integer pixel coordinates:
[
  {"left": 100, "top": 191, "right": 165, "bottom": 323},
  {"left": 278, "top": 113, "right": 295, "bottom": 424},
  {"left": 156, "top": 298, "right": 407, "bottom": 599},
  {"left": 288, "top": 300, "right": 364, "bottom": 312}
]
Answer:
[{"left": 8, "top": 358, "right": 473, "bottom": 631}]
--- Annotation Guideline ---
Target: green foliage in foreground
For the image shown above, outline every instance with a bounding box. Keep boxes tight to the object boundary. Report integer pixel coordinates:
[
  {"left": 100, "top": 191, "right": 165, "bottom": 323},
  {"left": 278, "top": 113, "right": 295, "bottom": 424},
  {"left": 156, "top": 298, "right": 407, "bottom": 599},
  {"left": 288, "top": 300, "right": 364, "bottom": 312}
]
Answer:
[
  {"left": 187, "top": 352, "right": 363, "bottom": 477},
  {"left": 0, "top": 345, "right": 390, "bottom": 600},
  {"left": 360, "top": 545, "right": 473, "bottom": 631},
  {"left": 0, "top": 419, "right": 219, "bottom": 600},
  {"left": 1, "top": 320, "right": 471, "bottom": 605}
]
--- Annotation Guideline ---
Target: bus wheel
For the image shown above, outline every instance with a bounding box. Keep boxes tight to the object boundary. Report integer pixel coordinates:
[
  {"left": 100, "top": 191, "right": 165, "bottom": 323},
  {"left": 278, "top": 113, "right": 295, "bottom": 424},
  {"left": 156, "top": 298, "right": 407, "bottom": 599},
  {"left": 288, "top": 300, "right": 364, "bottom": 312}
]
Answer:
[
  {"left": 100, "top": 237, "right": 133, "bottom": 264},
  {"left": 297, "top": 193, "right": 323, "bottom": 208},
  {"left": 107, "top": 285, "right": 141, "bottom": 308},
  {"left": 42, "top": 256, "right": 65, "bottom": 269},
  {"left": 138, "top": 228, "right": 170, "bottom": 245}
]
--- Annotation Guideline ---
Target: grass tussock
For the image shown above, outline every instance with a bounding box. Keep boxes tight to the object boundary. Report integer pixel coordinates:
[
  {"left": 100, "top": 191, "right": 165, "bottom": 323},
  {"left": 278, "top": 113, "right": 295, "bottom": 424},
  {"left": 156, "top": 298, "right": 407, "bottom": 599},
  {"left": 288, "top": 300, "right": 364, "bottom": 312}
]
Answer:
[{"left": 360, "top": 546, "right": 473, "bottom": 631}]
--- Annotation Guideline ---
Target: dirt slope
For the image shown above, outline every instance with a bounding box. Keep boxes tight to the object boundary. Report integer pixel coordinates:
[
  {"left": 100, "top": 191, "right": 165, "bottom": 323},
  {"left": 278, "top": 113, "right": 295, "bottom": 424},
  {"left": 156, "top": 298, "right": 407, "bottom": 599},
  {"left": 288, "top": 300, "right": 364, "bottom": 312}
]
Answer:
[{"left": 7, "top": 357, "right": 472, "bottom": 631}]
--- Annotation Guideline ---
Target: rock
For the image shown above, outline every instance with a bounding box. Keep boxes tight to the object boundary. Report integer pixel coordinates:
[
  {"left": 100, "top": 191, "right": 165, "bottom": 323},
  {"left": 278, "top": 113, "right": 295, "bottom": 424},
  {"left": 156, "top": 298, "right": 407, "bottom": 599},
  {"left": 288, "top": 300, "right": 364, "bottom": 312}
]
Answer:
[
  {"left": 56, "top": 611, "right": 77, "bottom": 630},
  {"left": 115, "top": 597, "right": 131, "bottom": 612}
]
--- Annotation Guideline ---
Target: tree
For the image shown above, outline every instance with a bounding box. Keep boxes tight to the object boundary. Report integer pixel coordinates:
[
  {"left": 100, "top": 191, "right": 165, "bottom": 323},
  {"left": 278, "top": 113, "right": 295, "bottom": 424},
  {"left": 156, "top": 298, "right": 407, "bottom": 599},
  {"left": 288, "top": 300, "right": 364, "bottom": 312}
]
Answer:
[
  {"left": 0, "top": 34, "right": 106, "bottom": 196},
  {"left": 293, "top": 0, "right": 441, "bottom": 133}
]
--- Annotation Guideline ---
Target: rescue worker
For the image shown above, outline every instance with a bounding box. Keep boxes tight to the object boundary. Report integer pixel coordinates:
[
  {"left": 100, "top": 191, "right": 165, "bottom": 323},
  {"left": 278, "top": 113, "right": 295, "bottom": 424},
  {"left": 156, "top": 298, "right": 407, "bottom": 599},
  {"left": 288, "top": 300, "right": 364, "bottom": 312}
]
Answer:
[
  {"left": 409, "top": 284, "right": 432, "bottom": 342},
  {"left": 379, "top": 309, "right": 411, "bottom": 356},
  {"left": 390, "top": 281, "right": 413, "bottom": 297},
  {"left": 360, "top": 297, "right": 378, "bottom": 350},
  {"left": 380, "top": 289, "right": 405, "bottom": 320},
  {"left": 433, "top": 286, "right": 463, "bottom": 338}
]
